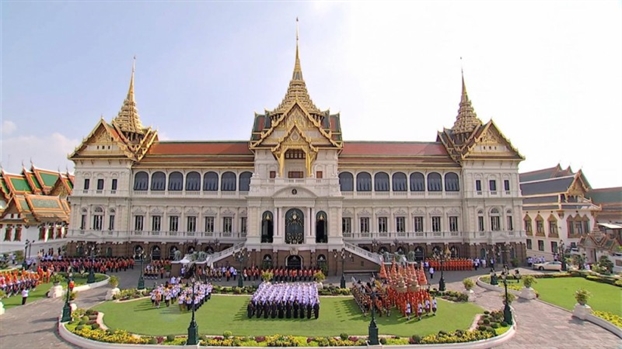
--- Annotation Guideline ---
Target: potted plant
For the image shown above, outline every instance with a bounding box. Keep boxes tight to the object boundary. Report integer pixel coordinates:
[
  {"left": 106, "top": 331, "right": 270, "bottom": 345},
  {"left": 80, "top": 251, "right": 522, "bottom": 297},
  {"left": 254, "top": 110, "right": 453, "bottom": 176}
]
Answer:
[
  {"left": 314, "top": 271, "right": 326, "bottom": 288},
  {"left": 572, "top": 288, "right": 593, "bottom": 320},
  {"left": 50, "top": 273, "right": 64, "bottom": 285},
  {"left": 108, "top": 275, "right": 119, "bottom": 288},
  {"left": 105, "top": 275, "right": 121, "bottom": 300},
  {"left": 517, "top": 274, "right": 537, "bottom": 300},
  {"left": 462, "top": 278, "right": 476, "bottom": 301},
  {"left": 261, "top": 271, "right": 273, "bottom": 283}
]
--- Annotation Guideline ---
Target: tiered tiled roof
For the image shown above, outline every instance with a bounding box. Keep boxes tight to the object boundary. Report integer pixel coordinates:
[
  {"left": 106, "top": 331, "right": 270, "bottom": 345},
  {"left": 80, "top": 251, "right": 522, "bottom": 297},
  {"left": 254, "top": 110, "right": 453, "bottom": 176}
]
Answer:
[
  {"left": 0, "top": 165, "right": 73, "bottom": 225},
  {"left": 588, "top": 187, "right": 622, "bottom": 223}
]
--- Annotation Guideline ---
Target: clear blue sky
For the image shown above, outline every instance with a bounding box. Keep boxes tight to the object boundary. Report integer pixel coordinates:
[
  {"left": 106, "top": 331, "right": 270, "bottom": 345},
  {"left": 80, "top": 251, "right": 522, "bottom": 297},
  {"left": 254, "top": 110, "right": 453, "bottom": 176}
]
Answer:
[{"left": 2, "top": 1, "right": 621, "bottom": 188}]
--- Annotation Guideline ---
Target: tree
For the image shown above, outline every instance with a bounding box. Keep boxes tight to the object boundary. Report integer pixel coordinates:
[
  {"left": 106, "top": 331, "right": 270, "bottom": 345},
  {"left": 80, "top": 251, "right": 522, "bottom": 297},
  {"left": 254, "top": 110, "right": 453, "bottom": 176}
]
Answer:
[{"left": 597, "top": 255, "right": 614, "bottom": 274}]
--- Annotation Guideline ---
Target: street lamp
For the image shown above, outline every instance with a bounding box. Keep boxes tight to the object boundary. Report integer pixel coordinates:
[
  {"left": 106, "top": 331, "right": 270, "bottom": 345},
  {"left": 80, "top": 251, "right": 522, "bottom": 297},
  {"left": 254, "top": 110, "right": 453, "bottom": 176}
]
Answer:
[
  {"left": 136, "top": 247, "right": 145, "bottom": 290},
  {"left": 500, "top": 267, "right": 513, "bottom": 324},
  {"left": 87, "top": 244, "right": 97, "bottom": 284},
  {"left": 433, "top": 247, "right": 450, "bottom": 292},
  {"left": 186, "top": 277, "right": 199, "bottom": 345},
  {"left": 371, "top": 239, "right": 379, "bottom": 253},
  {"left": 337, "top": 249, "right": 349, "bottom": 289},
  {"left": 367, "top": 285, "right": 379, "bottom": 345},
  {"left": 234, "top": 248, "right": 250, "bottom": 287},
  {"left": 558, "top": 240, "right": 567, "bottom": 271},
  {"left": 60, "top": 272, "right": 74, "bottom": 322},
  {"left": 22, "top": 240, "right": 31, "bottom": 270}
]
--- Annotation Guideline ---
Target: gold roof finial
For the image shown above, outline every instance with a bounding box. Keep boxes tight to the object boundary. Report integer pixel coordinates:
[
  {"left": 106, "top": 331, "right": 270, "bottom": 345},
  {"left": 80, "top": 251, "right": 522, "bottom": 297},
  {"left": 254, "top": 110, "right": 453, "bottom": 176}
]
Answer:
[
  {"left": 452, "top": 59, "right": 482, "bottom": 135},
  {"left": 112, "top": 56, "right": 145, "bottom": 135},
  {"left": 272, "top": 18, "right": 321, "bottom": 114}
]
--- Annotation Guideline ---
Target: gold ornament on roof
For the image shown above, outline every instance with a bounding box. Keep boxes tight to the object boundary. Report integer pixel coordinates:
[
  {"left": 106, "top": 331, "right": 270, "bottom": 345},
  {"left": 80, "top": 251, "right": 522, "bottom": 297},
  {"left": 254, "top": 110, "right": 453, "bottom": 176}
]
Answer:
[
  {"left": 452, "top": 70, "right": 482, "bottom": 135},
  {"left": 112, "top": 57, "right": 145, "bottom": 135}
]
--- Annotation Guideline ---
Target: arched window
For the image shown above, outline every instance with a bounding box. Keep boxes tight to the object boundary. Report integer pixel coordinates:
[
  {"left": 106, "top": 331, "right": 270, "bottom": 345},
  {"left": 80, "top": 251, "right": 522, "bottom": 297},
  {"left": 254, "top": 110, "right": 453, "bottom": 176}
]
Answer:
[
  {"left": 203, "top": 172, "right": 219, "bottom": 191},
  {"left": 168, "top": 171, "right": 183, "bottom": 191},
  {"left": 221, "top": 172, "right": 237, "bottom": 191},
  {"left": 427, "top": 172, "right": 442, "bottom": 191},
  {"left": 410, "top": 172, "right": 425, "bottom": 191},
  {"left": 133, "top": 171, "right": 149, "bottom": 191},
  {"left": 239, "top": 171, "right": 252, "bottom": 192},
  {"left": 316, "top": 211, "right": 328, "bottom": 243},
  {"left": 185, "top": 172, "right": 201, "bottom": 191},
  {"left": 356, "top": 172, "right": 372, "bottom": 191},
  {"left": 339, "top": 172, "right": 354, "bottom": 192},
  {"left": 491, "top": 208, "right": 501, "bottom": 231},
  {"left": 374, "top": 172, "right": 390, "bottom": 191},
  {"left": 92, "top": 206, "right": 104, "bottom": 231},
  {"left": 444, "top": 172, "right": 460, "bottom": 191},
  {"left": 392, "top": 172, "right": 407, "bottom": 191},
  {"left": 261, "top": 211, "right": 274, "bottom": 243},
  {"left": 151, "top": 172, "right": 166, "bottom": 191}
]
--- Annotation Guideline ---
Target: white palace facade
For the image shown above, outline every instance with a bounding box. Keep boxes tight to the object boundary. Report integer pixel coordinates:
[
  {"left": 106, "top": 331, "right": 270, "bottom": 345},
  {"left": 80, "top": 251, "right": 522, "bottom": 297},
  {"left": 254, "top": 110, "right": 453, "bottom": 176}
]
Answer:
[{"left": 67, "top": 38, "right": 527, "bottom": 274}]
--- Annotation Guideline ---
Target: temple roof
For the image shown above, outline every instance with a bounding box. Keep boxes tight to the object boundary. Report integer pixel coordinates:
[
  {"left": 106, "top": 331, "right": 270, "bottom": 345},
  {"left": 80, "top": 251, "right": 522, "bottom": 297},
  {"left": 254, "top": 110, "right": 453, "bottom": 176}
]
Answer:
[
  {"left": 589, "top": 187, "right": 622, "bottom": 204},
  {"left": 519, "top": 164, "right": 575, "bottom": 183},
  {"left": 112, "top": 59, "right": 145, "bottom": 135},
  {"left": 451, "top": 71, "right": 483, "bottom": 136},
  {"left": 520, "top": 176, "right": 575, "bottom": 196}
]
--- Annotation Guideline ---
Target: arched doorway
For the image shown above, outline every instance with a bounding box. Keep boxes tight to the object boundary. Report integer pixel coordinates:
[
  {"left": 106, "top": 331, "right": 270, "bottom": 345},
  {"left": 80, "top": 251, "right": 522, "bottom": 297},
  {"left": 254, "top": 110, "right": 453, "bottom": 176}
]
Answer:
[
  {"left": 414, "top": 246, "right": 424, "bottom": 261},
  {"left": 450, "top": 246, "right": 458, "bottom": 258},
  {"left": 480, "top": 248, "right": 487, "bottom": 259},
  {"left": 285, "top": 208, "right": 304, "bottom": 244},
  {"left": 152, "top": 246, "right": 161, "bottom": 260},
  {"left": 205, "top": 246, "right": 215, "bottom": 254},
  {"left": 105, "top": 247, "right": 113, "bottom": 257},
  {"left": 315, "top": 211, "right": 327, "bottom": 243},
  {"left": 317, "top": 254, "right": 327, "bottom": 275},
  {"left": 169, "top": 246, "right": 179, "bottom": 260},
  {"left": 396, "top": 246, "right": 406, "bottom": 255},
  {"left": 261, "top": 211, "right": 274, "bottom": 243},
  {"left": 262, "top": 254, "right": 273, "bottom": 269},
  {"left": 286, "top": 255, "right": 302, "bottom": 270}
]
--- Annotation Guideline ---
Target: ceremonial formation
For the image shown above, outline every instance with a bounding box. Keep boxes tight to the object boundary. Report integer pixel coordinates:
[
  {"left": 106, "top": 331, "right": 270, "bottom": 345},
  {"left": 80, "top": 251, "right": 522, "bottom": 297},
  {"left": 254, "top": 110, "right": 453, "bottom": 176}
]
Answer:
[
  {"left": 150, "top": 278, "right": 213, "bottom": 311},
  {"left": 247, "top": 282, "right": 320, "bottom": 319},
  {"left": 0, "top": 269, "right": 40, "bottom": 297},
  {"left": 351, "top": 262, "right": 437, "bottom": 321},
  {"left": 37, "top": 256, "right": 135, "bottom": 274}
]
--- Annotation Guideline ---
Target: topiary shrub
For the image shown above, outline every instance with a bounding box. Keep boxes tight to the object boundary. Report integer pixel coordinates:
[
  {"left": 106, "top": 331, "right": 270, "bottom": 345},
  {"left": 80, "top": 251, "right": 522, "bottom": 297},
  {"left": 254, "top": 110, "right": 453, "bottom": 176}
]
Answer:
[
  {"left": 223, "top": 330, "right": 233, "bottom": 338},
  {"left": 379, "top": 337, "right": 387, "bottom": 345},
  {"left": 166, "top": 334, "right": 175, "bottom": 342},
  {"left": 148, "top": 337, "right": 158, "bottom": 344},
  {"left": 90, "top": 323, "right": 100, "bottom": 330},
  {"left": 75, "top": 325, "right": 84, "bottom": 331},
  {"left": 339, "top": 333, "right": 348, "bottom": 340}
]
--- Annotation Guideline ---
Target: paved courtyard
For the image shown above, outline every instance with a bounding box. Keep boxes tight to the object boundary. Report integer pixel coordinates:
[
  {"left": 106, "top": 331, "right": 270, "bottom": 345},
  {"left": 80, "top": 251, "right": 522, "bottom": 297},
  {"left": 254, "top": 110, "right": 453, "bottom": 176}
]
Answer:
[{"left": 0, "top": 267, "right": 619, "bottom": 349}]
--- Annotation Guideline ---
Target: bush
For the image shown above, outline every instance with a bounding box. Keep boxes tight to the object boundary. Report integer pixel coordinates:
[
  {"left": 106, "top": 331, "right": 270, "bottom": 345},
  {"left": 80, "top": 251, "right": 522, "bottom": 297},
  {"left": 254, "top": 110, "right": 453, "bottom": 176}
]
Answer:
[
  {"left": 463, "top": 278, "right": 475, "bottom": 290},
  {"left": 223, "top": 330, "right": 233, "bottom": 338},
  {"left": 75, "top": 325, "right": 84, "bottom": 331},
  {"left": 379, "top": 337, "right": 387, "bottom": 345},
  {"left": 90, "top": 323, "right": 100, "bottom": 330},
  {"left": 166, "top": 334, "right": 176, "bottom": 342},
  {"left": 148, "top": 337, "right": 158, "bottom": 344},
  {"left": 501, "top": 321, "right": 508, "bottom": 327},
  {"left": 339, "top": 333, "right": 348, "bottom": 340}
]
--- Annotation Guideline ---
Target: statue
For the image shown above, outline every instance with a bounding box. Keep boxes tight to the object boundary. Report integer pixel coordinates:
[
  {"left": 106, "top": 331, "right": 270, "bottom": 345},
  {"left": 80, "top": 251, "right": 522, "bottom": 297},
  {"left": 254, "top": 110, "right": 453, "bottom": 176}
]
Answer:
[
  {"left": 197, "top": 251, "right": 208, "bottom": 262},
  {"left": 173, "top": 250, "right": 182, "bottom": 261},
  {"left": 383, "top": 252, "right": 391, "bottom": 263},
  {"left": 407, "top": 250, "right": 416, "bottom": 262}
]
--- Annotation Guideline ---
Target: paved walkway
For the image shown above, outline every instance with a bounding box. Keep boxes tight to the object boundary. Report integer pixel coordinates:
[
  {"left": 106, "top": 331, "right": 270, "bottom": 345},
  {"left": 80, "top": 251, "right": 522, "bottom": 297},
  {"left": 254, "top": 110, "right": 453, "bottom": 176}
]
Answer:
[{"left": 0, "top": 268, "right": 619, "bottom": 349}]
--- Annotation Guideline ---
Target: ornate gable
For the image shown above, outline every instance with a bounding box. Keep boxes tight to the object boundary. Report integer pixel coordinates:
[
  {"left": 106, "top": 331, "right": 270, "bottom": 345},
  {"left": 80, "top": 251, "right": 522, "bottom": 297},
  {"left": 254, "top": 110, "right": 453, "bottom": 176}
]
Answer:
[
  {"left": 461, "top": 120, "right": 524, "bottom": 161},
  {"left": 566, "top": 170, "right": 591, "bottom": 196},
  {"left": 69, "top": 119, "right": 136, "bottom": 161}
]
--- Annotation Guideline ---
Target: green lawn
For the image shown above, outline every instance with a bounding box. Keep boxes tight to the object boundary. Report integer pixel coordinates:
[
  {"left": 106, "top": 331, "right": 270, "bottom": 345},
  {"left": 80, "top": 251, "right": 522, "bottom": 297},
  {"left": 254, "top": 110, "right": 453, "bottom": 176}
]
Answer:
[
  {"left": 93, "top": 295, "right": 483, "bottom": 337},
  {"left": 531, "top": 278, "right": 621, "bottom": 316}
]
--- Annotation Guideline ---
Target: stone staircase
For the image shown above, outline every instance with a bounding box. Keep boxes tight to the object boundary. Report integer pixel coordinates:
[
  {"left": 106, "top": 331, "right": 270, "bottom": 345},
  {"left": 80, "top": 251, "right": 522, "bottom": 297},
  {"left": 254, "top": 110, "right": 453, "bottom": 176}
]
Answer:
[
  {"left": 205, "top": 242, "right": 245, "bottom": 266},
  {"left": 343, "top": 242, "right": 384, "bottom": 265}
]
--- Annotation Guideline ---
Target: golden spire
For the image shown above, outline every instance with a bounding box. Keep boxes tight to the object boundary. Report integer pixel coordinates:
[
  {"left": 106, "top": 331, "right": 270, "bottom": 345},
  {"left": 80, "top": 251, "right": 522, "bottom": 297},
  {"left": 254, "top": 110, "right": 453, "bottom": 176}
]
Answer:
[
  {"left": 273, "top": 18, "right": 321, "bottom": 115},
  {"left": 452, "top": 63, "right": 482, "bottom": 135},
  {"left": 112, "top": 56, "right": 145, "bottom": 135}
]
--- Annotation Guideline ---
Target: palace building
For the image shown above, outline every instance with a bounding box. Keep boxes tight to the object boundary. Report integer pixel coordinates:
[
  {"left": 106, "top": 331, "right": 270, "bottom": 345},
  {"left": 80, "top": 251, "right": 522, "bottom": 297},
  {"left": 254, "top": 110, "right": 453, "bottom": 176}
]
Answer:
[{"left": 66, "top": 35, "right": 527, "bottom": 274}]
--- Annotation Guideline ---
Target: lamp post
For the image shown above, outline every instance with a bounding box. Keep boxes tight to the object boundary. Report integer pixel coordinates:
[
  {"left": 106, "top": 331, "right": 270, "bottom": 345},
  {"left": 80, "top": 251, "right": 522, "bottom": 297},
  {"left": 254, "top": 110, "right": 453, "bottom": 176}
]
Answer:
[
  {"left": 558, "top": 240, "right": 567, "bottom": 271},
  {"left": 434, "top": 247, "right": 449, "bottom": 292},
  {"left": 60, "top": 272, "right": 74, "bottom": 322},
  {"left": 501, "top": 267, "right": 513, "bottom": 324},
  {"left": 234, "top": 248, "right": 250, "bottom": 287},
  {"left": 186, "top": 277, "right": 199, "bottom": 345},
  {"left": 22, "top": 240, "right": 31, "bottom": 270},
  {"left": 371, "top": 239, "right": 379, "bottom": 254},
  {"left": 87, "top": 244, "right": 97, "bottom": 284},
  {"left": 339, "top": 249, "right": 349, "bottom": 289},
  {"left": 136, "top": 247, "right": 145, "bottom": 290},
  {"left": 367, "top": 286, "right": 379, "bottom": 345}
]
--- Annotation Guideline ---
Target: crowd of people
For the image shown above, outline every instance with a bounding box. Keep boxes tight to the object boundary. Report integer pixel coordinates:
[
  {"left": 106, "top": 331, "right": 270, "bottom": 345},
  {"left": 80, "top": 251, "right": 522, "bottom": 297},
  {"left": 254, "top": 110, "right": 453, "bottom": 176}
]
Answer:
[
  {"left": 149, "top": 277, "right": 213, "bottom": 311},
  {"left": 36, "top": 256, "right": 135, "bottom": 274},
  {"left": 142, "top": 260, "right": 172, "bottom": 280},
  {"left": 0, "top": 269, "right": 39, "bottom": 298},
  {"left": 247, "top": 282, "right": 320, "bottom": 319}
]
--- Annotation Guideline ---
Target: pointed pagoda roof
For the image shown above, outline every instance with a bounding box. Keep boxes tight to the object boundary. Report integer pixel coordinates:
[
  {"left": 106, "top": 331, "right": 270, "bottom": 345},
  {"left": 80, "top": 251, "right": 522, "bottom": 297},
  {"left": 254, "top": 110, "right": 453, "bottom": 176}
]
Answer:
[
  {"left": 451, "top": 70, "right": 482, "bottom": 135},
  {"left": 272, "top": 19, "right": 322, "bottom": 116},
  {"left": 112, "top": 58, "right": 145, "bottom": 135}
]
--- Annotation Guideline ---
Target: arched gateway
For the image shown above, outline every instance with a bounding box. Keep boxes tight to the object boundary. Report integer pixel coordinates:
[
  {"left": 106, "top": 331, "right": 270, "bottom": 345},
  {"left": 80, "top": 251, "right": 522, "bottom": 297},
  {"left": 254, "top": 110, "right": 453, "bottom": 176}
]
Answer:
[
  {"left": 286, "top": 255, "right": 302, "bottom": 270},
  {"left": 285, "top": 208, "right": 304, "bottom": 244}
]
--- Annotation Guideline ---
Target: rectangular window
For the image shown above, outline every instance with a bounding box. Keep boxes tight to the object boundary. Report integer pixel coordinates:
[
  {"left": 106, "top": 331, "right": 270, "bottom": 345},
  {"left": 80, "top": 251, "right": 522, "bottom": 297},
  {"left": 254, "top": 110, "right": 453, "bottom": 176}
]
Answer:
[
  {"left": 152, "top": 216, "right": 161, "bottom": 232},
  {"left": 504, "top": 179, "right": 510, "bottom": 192},
  {"left": 396, "top": 217, "right": 405, "bottom": 233},
  {"left": 575, "top": 222, "right": 584, "bottom": 234},
  {"left": 111, "top": 179, "right": 118, "bottom": 191},
  {"left": 478, "top": 216, "right": 485, "bottom": 232},
  {"left": 431, "top": 216, "right": 441, "bottom": 232},
  {"left": 240, "top": 217, "right": 247, "bottom": 234},
  {"left": 169, "top": 216, "right": 179, "bottom": 232},
  {"left": 205, "top": 217, "right": 214, "bottom": 233},
  {"left": 108, "top": 215, "right": 115, "bottom": 230},
  {"left": 549, "top": 221, "right": 558, "bottom": 235},
  {"left": 97, "top": 179, "right": 104, "bottom": 190},
  {"left": 342, "top": 217, "right": 352, "bottom": 234},
  {"left": 551, "top": 241, "right": 558, "bottom": 254},
  {"left": 536, "top": 220, "right": 545, "bottom": 234},
  {"left": 413, "top": 217, "right": 424, "bottom": 232},
  {"left": 491, "top": 216, "right": 501, "bottom": 231},
  {"left": 378, "top": 217, "right": 388, "bottom": 233},
  {"left": 525, "top": 220, "right": 532, "bottom": 233},
  {"left": 83, "top": 178, "right": 90, "bottom": 190},
  {"left": 187, "top": 216, "right": 197, "bottom": 232},
  {"left": 449, "top": 216, "right": 459, "bottom": 232},
  {"left": 489, "top": 180, "right": 497, "bottom": 192},
  {"left": 475, "top": 180, "right": 482, "bottom": 192},
  {"left": 507, "top": 216, "right": 514, "bottom": 231},
  {"left": 134, "top": 215, "right": 144, "bottom": 231},
  {"left": 537, "top": 240, "right": 544, "bottom": 251},
  {"left": 80, "top": 215, "right": 87, "bottom": 230},
  {"left": 288, "top": 171, "right": 304, "bottom": 179},
  {"left": 526, "top": 239, "right": 533, "bottom": 250},
  {"left": 269, "top": 171, "right": 276, "bottom": 179},
  {"left": 93, "top": 215, "right": 102, "bottom": 230},
  {"left": 360, "top": 217, "right": 370, "bottom": 233},
  {"left": 316, "top": 171, "right": 323, "bottom": 179},
  {"left": 223, "top": 217, "right": 233, "bottom": 233}
]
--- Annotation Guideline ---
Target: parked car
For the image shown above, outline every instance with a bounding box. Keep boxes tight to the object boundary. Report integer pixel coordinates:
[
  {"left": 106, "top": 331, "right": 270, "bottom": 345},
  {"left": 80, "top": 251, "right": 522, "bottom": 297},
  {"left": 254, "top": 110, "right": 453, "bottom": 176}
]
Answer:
[{"left": 532, "top": 261, "right": 563, "bottom": 271}]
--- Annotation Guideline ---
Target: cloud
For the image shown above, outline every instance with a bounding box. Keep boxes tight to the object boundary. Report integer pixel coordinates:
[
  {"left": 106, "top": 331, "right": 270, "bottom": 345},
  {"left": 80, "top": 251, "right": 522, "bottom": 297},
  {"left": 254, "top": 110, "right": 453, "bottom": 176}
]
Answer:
[
  {"left": 2, "top": 121, "right": 17, "bottom": 136},
  {"left": 1, "top": 132, "right": 79, "bottom": 174}
]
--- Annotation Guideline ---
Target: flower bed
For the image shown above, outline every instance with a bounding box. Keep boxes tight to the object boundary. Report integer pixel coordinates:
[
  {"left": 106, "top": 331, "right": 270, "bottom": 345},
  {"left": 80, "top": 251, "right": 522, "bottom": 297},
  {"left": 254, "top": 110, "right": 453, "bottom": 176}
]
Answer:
[
  {"left": 593, "top": 311, "right": 622, "bottom": 328},
  {"left": 430, "top": 290, "right": 469, "bottom": 302},
  {"left": 112, "top": 288, "right": 151, "bottom": 301}
]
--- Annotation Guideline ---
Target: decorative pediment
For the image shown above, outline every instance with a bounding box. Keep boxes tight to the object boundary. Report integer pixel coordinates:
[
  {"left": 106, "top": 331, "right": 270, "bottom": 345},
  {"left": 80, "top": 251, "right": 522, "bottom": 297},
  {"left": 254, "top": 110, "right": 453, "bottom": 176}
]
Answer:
[
  {"left": 358, "top": 209, "right": 371, "bottom": 216},
  {"left": 376, "top": 208, "right": 390, "bottom": 216},
  {"left": 395, "top": 208, "right": 407, "bottom": 215},
  {"left": 448, "top": 207, "right": 461, "bottom": 215},
  {"left": 186, "top": 207, "right": 199, "bottom": 215},
  {"left": 150, "top": 207, "right": 163, "bottom": 214},
  {"left": 239, "top": 209, "right": 247, "bottom": 216},
  {"left": 69, "top": 119, "right": 135, "bottom": 161},
  {"left": 342, "top": 209, "right": 352, "bottom": 216},
  {"left": 462, "top": 121, "right": 524, "bottom": 161},
  {"left": 272, "top": 186, "right": 317, "bottom": 199},
  {"left": 413, "top": 208, "right": 425, "bottom": 215},
  {"left": 132, "top": 207, "right": 146, "bottom": 214},
  {"left": 203, "top": 208, "right": 217, "bottom": 215},
  {"left": 429, "top": 208, "right": 443, "bottom": 215},
  {"left": 222, "top": 208, "right": 236, "bottom": 216},
  {"left": 167, "top": 207, "right": 181, "bottom": 214}
]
